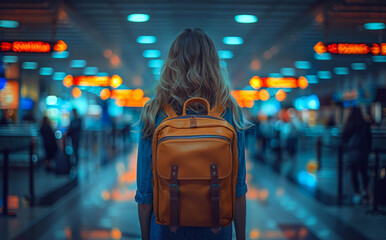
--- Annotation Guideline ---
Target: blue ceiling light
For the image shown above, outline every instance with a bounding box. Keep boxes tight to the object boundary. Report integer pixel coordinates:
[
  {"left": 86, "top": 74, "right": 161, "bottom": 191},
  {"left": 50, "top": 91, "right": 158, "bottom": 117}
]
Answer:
[
  {"left": 307, "top": 95, "right": 320, "bottom": 110},
  {"left": 39, "top": 67, "right": 53, "bottom": 75},
  {"left": 0, "top": 20, "right": 19, "bottom": 28},
  {"left": 52, "top": 51, "right": 69, "bottom": 59},
  {"left": 148, "top": 59, "right": 163, "bottom": 68},
  {"left": 351, "top": 63, "right": 366, "bottom": 70},
  {"left": 317, "top": 71, "right": 332, "bottom": 79},
  {"left": 234, "top": 15, "right": 258, "bottom": 24},
  {"left": 295, "top": 61, "right": 311, "bottom": 69},
  {"left": 0, "top": 77, "right": 6, "bottom": 89},
  {"left": 143, "top": 50, "right": 161, "bottom": 58},
  {"left": 364, "top": 22, "right": 385, "bottom": 30},
  {"left": 70, "top": 60, "right": 87, "bottom": 68},
  {"left": 97, "top": 72, "right": 109, "bottom": 76},
  {"left": 334, "top": 67, "right": 349, "bottom": 75},
  {"left": 220, "top": 60, "right": 227, "bottom": 68},
  {"left": 22, "top": 62, "right": 38, "bottom": 70},
  {"left": 46, "top": 96, "right": 57, "bottom": 106},
  {"left": 268, "top": 73, "right": 282, "bottom": 78},
  {"left": 280, "top": 67, "right": 296, "bottom": 76},
  {"left": 84, "top": 67, "right": 98, "bottom": 75},
  {"left": 137, "top": 36, "right": 157, "bottom": 44},
  {"left": 372, "top": 56, "right": 386, "bottom": 62},
  {"left": 223, "top": 36, "right": 243, "bottom": 45},
  {"left": 53, "top": 72, "right": 66, "bottom": 81},
  {"left": 218, "top": 50, "right": 234, "bottom": 59},
  {"left": 305, "top": 75, "right": 318, "bottom": 84},
  {"left": 314, "top": 53, "right": 331, "bottom": 60},
  {"left": 127, "top": 14, "right": 149, "bottom": 22},
  {"left": 2, "top": 56, "right": 18, "bottom": 63},
  {"left": 152, "top": 68, "right": 161, "bottom": 75}
]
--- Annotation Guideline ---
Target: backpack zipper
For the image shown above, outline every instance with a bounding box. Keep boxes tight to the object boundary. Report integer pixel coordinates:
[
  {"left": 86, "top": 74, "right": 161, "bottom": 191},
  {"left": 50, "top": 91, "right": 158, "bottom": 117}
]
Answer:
[
  {"left": 162, "top": 115, "right": 224, "bottom": 123},
  {"left": 158, "top": 135, "right": 231, "bottom": 146}
]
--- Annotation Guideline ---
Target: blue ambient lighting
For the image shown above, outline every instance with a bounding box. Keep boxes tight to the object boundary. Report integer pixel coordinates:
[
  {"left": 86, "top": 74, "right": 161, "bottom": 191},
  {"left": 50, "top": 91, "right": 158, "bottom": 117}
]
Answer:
[
  {"left": 2, "top": 56, "right": 18, "bottom": 63},
  {"left": 143, "top": 50, "right": 161, "bottom": 58},
  {"left": 53, "top": 72, "right": 66, "bottom": 81},
  {"left": 137, "top": 36, "right": 157, "bottom": 44},
  {"left": 223, "top": 36, "right": 243, "bottom": 45},
  {"left": 280, "top": 68, "right": 296, "bottom": 76},
  {"left": 148, "top": 59, "right": 163, "bottom": 68},
  {"left": 97, "top": 72, "right": 109, "bottom": 76},
  {"left": 314, "top": 53, "right": 331, "bottom": 60},
  {"left": 351, "top": 63, "right": 366, "bottom": 70},
  {"left": 0, "top": 77, "right": 6, "bottom": 89},
  {"left": 0, "top": 20, "right": 19, "bottom": 28},
  {"left": 220, "top": 60, "right": 227, "bottom": 68},
  {"left": 152, "top": 68, "right": 161, "bottom": 75},
  {"left": 268, "top": 73, "right": 282, "bottom": 78},
  {"left": 295, "top": 61, "right": 311, "bottom": 69},
  {"left": 234, "top": 15, "right": 258, "bottom": 24},
  {"left": 20, "top": 98, "right": 34, "bottom": 110},
  {"left": 305, "top": 75, "right": 318, "bottom": 84},
  {"left": 372, "top": 56, "right": 386, "bottom": 62},
  {"left": 317, "top": 71, "right": 332, "bottom": 79},
  {"left": 218, "top": 50, "right": 234, "bottom": 59},
  {"left": 22, "top": 62, "right": 38, "bottom": 70},
  {"left": 46, "top": 96, "right": 58, "bottom": 106},
  {"left": 364, "top": 22, "right": 385, "bottom": 30},
  {"left": 127, "top": 14, "right": 149, "bottom": 22},
  {"left": 39, "top": 67, "right": 53, "bottom": 76},
  {"left": 52, "top": 51, "right": 69, "bottom": 59},
  {"left": 307, "top": 95, "right": 320, "bottom": 110},
  {"left": 334, "top": 67, "right": 349, "bottom": 75},
  {"left": 70, "top": 60, "right": 87, "bottom": 68},
  {"left": 84, "top": 67, "right": 98, "bottom": 75}
]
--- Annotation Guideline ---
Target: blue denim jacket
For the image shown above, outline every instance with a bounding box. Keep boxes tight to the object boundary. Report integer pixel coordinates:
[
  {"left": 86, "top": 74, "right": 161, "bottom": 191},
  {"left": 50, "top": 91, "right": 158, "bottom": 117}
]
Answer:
[{"left": 135, "top": 107, "right": 247, "bottom": 239}]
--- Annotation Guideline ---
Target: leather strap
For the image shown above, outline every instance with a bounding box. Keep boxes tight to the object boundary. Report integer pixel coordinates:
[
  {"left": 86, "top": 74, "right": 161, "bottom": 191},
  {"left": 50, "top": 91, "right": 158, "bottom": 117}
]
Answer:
[
  {"left": 164, "top": 104, "right": 177, "bottom": 117},
  {"left": 210, "top": 102, "right": 225, "bottom": 118},
  {"left": 182, "top": 97, "right": 210, "bottom": 116},
  {"left": 210, "top": 164, "right": 220, "bottom": 233},
  {"left": 169, "top": 165, "right": 179, "bottom": 232}
]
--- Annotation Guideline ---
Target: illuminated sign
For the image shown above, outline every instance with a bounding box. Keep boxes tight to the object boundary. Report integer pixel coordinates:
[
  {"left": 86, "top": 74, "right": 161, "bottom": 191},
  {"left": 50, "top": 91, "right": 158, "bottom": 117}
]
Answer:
[
  {"left": 231, "top": 90, "right": 260, "bottom": 108},
  {"left": 249, "top": 76, "right": 308, "bottom": 89},
  {"left": 0, "top": 81, "right": 19, "bottom": 109},
  {"left": 63, "top": 75, "right": 122, "bottom": 88},
  {"left": 0, "top": 40, "right": 67, "bottom": 53},
  {"left": 111, "top": 89, "right": 149, "bottom": 107},
  {"left": 314, "top": 41, "right": 386, "bottom": 55}
]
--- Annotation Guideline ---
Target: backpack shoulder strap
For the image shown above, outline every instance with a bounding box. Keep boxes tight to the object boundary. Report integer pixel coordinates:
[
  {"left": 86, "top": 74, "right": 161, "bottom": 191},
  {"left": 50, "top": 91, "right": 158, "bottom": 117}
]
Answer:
[{"left": 164, "top": 103, "right": 177, "bottom": 117}]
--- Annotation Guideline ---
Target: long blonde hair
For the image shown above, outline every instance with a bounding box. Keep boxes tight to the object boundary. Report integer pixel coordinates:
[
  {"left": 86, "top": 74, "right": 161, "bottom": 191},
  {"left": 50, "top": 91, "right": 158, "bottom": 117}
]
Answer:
[{"left": 141, "top": 28, "right": 243, "bottom": 138}]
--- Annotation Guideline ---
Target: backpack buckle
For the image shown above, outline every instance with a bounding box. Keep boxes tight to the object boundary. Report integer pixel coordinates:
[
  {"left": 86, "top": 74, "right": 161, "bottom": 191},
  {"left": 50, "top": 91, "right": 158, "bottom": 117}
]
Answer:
[
  {"left": 210, "top": 184, "right": 221, "bottom": 191},
  {"left": 169, "top": 183, "right": 180, "bottom": 192}
]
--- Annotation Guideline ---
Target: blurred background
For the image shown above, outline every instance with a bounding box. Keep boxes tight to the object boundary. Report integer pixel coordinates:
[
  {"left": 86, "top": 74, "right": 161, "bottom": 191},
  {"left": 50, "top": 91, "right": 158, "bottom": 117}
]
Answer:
[{"left": 1, "top": 0, "right": 386, "bottom": 239}]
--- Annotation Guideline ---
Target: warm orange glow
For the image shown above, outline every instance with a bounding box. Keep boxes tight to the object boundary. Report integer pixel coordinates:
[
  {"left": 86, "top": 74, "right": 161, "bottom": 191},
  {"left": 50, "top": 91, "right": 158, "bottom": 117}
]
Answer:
[
  {"left": 231, "top": 90, "right": 260, "bottom": 108},
  {"left": 81, "top": 230, "right": 110, "bottom": 239},
  {"left": 0, "top": 42, "right": 11, "bottom": 51},
  {"left": 0, "top": 41, "right": 52, "bottom": 53},
  {"left": 266, "top": 77, "right": 298, "bottom": 88},
  {"left": 101, "top": 191, "right": 111, "bottom": 200},
  {"left": 132, "top": 89, "right": 144, "bottom": 100},
  {"left": 100, "top": 88, "right": 110, "bottom": 100},
  {"left": 259, "top": 89, "right": 269, "bottom": 101},
  {"left": 110, "top": 228, "right": 122, "bottom": 239},
  {"left": 306, "top": 160, "right": 318, "bottom": 173},
  {"left": 71, "top": 87, "right": 81, "bottom": 98},
  {"left": 64, "top": 227, "right": 72, "bottom": 239},
  {"left": 53, "top": 40, "right": 67, "bottom": 52},
  {"left": 371, "top": 43, "right": 381, "bottom": 55},
  {"left": 249, "top": 76, "right": 262, "bottom": 89},
  {"left": 382, "top": 43, "right": 386, "bottom": 55},
  {"left": 104, "top": 49, "right": 112, "bottom": 58},
  {"left": 73, "top": 76, "right": 110, "bottom": 87},
  {"left": 298, "top": 76, "right": 308, "bottom": 89},
  {"left": 299, "top": 227, "right": 308, "bottom": 238},
  {"left": 63, "top": 75, "right": 73, "bottom": 88},
  {"left": 246, "top": 187, "right": 259, "bottom": 200},
  {"left": 249, "top": 229, "right": 260, "bottom": 239},
  {"left": 0, "top": 81, "right": 19, "bottom": 109},
  {"left": 314, "top": 41, "right": 326, "bottom": 54},
  {"left": 275, "top": 89, "right": 286, "bottom": 102},
  {"left": 259, "top": 188, "right": 269, "bottom": 201},
  {"left": 8, "top": 195, "right": 19, "bottom": 209},
  {"left": 110, "top": 54, "right": 121, "bottom": 67},
  {"left": 111, "top": 89, "right": 133, "bottom": 99},
  {"left": 110, "top": 75, "right": 122, "bottom": 88},
  {"left": 250, "top": 59, "right": 261, "bottom": 70},
  {"left": 244, "top": 100, "right": 255, "bottom": 108}
]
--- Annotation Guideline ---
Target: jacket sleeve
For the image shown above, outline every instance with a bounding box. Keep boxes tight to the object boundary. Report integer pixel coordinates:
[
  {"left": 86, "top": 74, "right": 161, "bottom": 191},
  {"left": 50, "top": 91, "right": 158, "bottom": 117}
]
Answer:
[{"left": 235, "top": 109, "right": 248, "bottom": 198}]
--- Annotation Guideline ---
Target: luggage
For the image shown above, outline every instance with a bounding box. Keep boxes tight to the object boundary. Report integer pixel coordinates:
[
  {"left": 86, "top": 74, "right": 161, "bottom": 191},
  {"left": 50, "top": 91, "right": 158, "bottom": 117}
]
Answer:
[{"left": 151, "top": 97, "right": 238, "bottom": 232}]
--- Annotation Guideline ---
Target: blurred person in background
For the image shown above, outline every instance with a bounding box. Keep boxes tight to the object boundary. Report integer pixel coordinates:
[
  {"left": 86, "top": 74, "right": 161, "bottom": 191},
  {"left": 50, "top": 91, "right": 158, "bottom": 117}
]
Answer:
[
  {"left": 67, "top": 109, "right": 82, "bottom": 166},
  {"left": 342, "top": 107, "right": 372, "bottom": 204},
  {"left": 40, "top": 116, "right": 58, "bottom": 171}
]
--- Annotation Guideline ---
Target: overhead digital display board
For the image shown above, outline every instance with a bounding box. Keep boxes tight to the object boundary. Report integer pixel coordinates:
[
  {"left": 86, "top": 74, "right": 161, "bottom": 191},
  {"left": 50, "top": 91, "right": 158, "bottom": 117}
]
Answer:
[
  {"left": 63, "top": 75, "right": 122, "bottom": 88},
  {"left": 0, "top": 40, "right": 67, "bottom": 53},
  {"left": 249, "top": 76, "right": 308, "bottom": 89},
  {"left": 314, "top": 41, "right": 386, "bottom": 55}
]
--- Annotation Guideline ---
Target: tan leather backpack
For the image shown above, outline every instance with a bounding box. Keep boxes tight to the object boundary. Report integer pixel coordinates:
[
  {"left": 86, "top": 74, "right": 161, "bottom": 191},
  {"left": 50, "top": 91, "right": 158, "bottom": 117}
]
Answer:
[{"left": 151, "top": 97, "right": 238, "bottom": 233}]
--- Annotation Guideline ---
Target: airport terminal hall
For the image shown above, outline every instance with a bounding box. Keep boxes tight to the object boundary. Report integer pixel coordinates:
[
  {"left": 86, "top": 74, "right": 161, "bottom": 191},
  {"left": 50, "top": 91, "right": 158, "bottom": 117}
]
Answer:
[{"left": 1, "top": 0, "right": 386, "bottom": 239}]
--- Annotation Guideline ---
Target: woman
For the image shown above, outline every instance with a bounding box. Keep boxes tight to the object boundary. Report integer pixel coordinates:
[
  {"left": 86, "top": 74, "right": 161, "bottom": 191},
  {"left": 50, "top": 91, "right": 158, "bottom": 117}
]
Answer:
[
  {"left": 342, "top": 107, "right": 372, "bottom": 204},
  {"left": 40, "top": 116, "right": 58, "bottom": 171},
  {"left": 135, "top": 28, "right": 247, "bottom": 240}
]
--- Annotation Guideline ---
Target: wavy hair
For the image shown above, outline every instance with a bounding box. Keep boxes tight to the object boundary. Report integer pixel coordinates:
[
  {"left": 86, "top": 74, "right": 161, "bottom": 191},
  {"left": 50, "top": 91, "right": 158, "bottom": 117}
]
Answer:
[{"left": 140, "top": 28, "right": 243, "bottom": 138}]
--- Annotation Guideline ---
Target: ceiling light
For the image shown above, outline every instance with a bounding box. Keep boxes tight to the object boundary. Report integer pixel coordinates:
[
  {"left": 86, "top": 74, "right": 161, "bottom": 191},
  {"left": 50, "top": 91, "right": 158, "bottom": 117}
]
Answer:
[
  {"left": 97, "top": 72, "right": 109, "bottom": 76},
  {"left": 2, "top": 56, "right": 18, "bottom": 63},
  {"left": 52, "top": 51, "right": 69, "bottom": 59},
  {"left": 364, "top": 22, "right": 385, "bottom": 30},
  {"left": 351, "top": 63, "right": 366, "bottom": 70},
  {"left": 334, "top": 67, "right": 349, "bottom": 75},
  {"left": 22, "top": 62, "right": 38, "bottom": 70},
  {"left": 223, "top": 36, "right": 243, "bottom": 45},
  {"left": 0, "top": 20, "right": 19, "bottom": 28},
  {"left": 218, "top": 50, "right": 233, "bottom": 59},
  {"left": 234, "top": 15, "right": 258, "bottom": 24},
  {"left": 268, "top": 73, "right": 282, "bottom": 78},
  {"left": 70, "top": 60, "right": 87, "bottom": 68},
  {"left": 84, "top": 67, "right": 98, "bottom": 75},
  {"left": 372, "top": 56, "right": 386, "bottom": 62},
  {"left": 46, "top": 96, "right": 57, "bottom": 105},
  {"left": 317, "top": 71, "right": 332, "bottom": 79},
  {"left": 53, "top": 72, "right": 66, "bottom": 81},
  {"left": 314, "top": 53, "right": 331, "bottom": 60},
  {"left": 295, "top": 61, "right": 311, "bottom": 69},
  {"left": 280, "top": 68, "right": 296, "bottom": 76},
  {"left": 148, "top": 59, "right": 163, "bottom": 68},
  {"left": 220, "top": 60, "right": 227, "bottom": 68},
  {"left": 143, "top": 50, "right": 161, "bottom": 58},
  {"left": 137, "top": 36, "right": 157, "bottom": 44},
  {"left": 152, "top": 68, "right": 161, "bottom": 75},
  {"left": 127, "top": 14, "right": 149, "bottom": 22},
  {"left": 39, "top": 67, "right": 53, "bottom": 75},
  {"left": 305, "top": 75, "right": 318, "bottom": 84}
]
